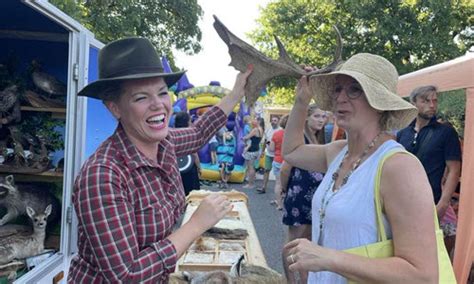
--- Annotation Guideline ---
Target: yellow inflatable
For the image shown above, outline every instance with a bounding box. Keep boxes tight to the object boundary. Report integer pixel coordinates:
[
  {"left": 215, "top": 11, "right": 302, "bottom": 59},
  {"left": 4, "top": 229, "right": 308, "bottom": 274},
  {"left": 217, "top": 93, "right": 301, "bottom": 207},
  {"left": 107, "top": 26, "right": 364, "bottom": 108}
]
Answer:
[
  {"left": 200, "top": 167, "right": 246, "bottom": 183},
  {"left": 179, "top": 86, "right": 239, "bottom": 113}
]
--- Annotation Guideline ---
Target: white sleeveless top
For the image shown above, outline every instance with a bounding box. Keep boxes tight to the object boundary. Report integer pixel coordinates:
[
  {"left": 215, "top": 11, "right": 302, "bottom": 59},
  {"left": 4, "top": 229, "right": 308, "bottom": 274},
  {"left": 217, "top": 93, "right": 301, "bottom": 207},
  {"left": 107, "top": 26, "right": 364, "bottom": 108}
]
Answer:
[{"left": 308, "top": 140, "right": 403, "bottom": 283}]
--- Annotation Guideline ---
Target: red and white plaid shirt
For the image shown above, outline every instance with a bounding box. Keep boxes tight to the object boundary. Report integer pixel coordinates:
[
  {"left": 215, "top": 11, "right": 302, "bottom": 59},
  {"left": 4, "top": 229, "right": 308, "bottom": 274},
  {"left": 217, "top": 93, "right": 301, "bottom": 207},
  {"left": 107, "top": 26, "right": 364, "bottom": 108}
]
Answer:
[{"left": 68, "top": 106, "right": 226, "bottom": 283}]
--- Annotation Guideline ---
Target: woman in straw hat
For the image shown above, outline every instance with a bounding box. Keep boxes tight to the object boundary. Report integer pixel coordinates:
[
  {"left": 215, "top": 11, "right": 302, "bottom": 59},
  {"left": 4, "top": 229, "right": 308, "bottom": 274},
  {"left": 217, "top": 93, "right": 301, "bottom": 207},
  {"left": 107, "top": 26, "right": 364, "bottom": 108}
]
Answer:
[
  {"left": 283, "top": 53, "right": 437, "bottom": 283},
  {"left": 68, "top": 37, "right": 252, "bottom": 283}
]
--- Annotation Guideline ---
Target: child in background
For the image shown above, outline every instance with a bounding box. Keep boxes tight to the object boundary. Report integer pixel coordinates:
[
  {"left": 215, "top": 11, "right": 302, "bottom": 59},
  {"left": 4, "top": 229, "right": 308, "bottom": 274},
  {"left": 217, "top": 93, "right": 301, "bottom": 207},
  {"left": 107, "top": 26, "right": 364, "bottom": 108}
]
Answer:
[
  {"left": 218, "top": 130, "right": 235, "bottom": 189},
  {"left": 242, "top": 117, "right": 263, "bottom": 189},
  {"left": 242, "top": 115, "right": 252, "bottom": 156},
  {"left": 209, "top": 135, "right": 218, "bottom": 164}
]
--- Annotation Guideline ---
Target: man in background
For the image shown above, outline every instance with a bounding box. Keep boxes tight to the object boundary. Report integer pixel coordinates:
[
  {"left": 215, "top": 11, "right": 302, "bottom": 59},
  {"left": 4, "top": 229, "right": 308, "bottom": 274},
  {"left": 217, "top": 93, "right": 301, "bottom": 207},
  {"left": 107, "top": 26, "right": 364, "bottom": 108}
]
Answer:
[{"left": 397, "top": 85, "right": 461, "bottom": 255}]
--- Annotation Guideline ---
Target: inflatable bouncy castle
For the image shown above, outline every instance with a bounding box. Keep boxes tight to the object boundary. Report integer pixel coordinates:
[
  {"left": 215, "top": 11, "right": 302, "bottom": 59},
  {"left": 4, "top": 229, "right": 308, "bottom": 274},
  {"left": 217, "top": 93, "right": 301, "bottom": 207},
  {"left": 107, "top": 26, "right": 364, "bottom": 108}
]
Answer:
[{"left": 173, "top": 85, "right": 250, "bottom": 183}]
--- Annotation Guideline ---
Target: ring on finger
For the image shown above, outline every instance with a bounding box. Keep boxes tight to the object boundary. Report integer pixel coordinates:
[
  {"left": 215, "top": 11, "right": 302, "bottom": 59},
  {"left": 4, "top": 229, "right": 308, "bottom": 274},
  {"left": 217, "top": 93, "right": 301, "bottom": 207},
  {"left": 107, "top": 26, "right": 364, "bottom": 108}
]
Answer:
[{"left": 290, "top": 254, "right": 295, "bottom": 263}]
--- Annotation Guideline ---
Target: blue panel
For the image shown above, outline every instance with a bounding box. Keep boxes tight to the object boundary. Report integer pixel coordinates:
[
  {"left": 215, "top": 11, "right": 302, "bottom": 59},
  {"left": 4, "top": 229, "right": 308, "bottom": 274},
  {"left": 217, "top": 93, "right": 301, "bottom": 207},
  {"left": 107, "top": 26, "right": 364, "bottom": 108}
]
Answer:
[
  {"left": 85, "top": 46, "right": 117, "bottom": 157},
  {"left": 0, "top": 0, "right": 68, "bottom": 33}
]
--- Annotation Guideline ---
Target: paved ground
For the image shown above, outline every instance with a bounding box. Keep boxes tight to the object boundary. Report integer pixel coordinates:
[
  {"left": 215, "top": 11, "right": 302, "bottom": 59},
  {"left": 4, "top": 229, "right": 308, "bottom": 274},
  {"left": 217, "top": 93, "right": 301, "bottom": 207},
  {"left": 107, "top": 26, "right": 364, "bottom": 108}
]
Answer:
[{"left": 201, "top": 176, "right": 286, "bottom": 274}]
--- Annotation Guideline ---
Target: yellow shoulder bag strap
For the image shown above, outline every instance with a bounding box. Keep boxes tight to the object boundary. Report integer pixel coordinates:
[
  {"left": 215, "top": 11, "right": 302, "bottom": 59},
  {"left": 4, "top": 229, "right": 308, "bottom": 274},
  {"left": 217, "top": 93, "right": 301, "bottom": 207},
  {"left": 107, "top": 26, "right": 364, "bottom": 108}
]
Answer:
[{"left": 374, "top": 148, "right": 456, "bottom": 283}]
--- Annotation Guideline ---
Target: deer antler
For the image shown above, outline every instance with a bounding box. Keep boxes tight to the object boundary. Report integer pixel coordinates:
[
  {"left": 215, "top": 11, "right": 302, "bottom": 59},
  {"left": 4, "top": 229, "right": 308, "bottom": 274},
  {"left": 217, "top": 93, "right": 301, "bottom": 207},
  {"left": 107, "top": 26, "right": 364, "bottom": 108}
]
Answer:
[{"left": 213, "top": 15, "right": 343, "bottom": 106}]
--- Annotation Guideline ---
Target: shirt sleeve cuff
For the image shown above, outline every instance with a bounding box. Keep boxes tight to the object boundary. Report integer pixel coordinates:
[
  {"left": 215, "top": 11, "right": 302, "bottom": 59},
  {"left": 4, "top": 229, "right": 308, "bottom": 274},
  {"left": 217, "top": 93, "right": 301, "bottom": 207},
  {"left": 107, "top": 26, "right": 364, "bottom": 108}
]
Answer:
[{"left": 154, "top": 239, "right": 178, "bottom": 273}]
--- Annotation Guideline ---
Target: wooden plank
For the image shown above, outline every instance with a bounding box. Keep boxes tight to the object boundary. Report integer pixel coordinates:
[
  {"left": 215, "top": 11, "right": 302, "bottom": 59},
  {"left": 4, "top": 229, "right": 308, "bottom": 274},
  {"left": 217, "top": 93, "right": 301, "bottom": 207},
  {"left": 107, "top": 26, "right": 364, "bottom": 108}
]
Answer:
[
  {"left": 398, "top": 54, "right": 474, "bottom": 97},
  {"left": 20, "top": 106, "right": 66, "bottom": 113},
  {"left": 11, "top": 171, "right": 63, "bottom": 183},
  {"left": 453, "top": 87, "right": 474, "bottom": 284}
]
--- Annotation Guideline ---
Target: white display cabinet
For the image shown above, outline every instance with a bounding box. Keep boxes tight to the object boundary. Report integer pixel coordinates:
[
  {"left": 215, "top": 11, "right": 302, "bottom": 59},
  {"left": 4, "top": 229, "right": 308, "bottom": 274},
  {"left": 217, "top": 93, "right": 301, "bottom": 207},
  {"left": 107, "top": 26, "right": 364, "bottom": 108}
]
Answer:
[{"left": 0, "top": 1, "right": 105, "bottom": 283}]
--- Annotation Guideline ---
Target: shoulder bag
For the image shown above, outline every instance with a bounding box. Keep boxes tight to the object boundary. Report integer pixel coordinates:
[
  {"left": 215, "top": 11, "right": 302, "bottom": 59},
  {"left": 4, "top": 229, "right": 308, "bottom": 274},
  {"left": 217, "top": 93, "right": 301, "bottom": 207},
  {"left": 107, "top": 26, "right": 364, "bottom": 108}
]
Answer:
[{"left": 344, "top": 149, "right": 456, "bottom": 283}]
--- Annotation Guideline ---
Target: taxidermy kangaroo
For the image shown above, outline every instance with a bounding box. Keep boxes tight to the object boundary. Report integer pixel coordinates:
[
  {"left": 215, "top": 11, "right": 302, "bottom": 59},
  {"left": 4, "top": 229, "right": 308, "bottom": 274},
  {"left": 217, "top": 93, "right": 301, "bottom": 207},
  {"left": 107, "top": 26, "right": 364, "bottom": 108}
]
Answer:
[
  {"left": 0, "top": 205, "right": 51, "bottom": 265},
  {"left": 170, "top": 254, "right": 286, "bottom": 284},
  {"left": 0, "top": 175, "right": 60, "bottom": 230}
]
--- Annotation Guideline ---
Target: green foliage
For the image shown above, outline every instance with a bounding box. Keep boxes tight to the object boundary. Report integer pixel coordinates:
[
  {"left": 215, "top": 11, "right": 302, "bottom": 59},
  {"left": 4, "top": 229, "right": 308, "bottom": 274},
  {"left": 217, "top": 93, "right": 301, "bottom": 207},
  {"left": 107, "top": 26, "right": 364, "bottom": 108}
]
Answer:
[
  {"left": 250, "top": 0, "right": 473, "bottom": 106},
  {"left": 261, "top": 85, "right": 294, "bottom": 106},
  {"left": 50, "top": 0, "right": 204, "bottom": 59},
  {"left": 438, "top": 89, "right": 466, "bottom": 137}
]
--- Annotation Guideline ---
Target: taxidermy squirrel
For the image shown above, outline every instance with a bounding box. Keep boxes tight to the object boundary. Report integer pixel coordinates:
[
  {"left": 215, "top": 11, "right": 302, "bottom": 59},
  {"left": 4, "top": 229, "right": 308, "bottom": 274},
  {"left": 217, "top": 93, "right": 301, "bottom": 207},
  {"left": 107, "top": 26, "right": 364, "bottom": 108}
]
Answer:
[
  {"left": 0, "top": 175, "right": 60, "bottom": 231},
  {"left": 0, "top": 204, "right": 51, "bottom": 265}
]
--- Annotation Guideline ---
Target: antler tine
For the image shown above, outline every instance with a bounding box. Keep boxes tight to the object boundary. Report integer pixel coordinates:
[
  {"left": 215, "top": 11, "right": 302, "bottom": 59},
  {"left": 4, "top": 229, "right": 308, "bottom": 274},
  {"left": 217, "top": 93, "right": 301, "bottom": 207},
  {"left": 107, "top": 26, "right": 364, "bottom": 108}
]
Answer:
[
  {"left": 307, "top": 25, "right": 344, "bottom": 76},
  {"left": 274, "top": 35, "right": 305, "bottom": 76},
  {"left": 213, "top": 16, "right": 231, "bottom": 46}
]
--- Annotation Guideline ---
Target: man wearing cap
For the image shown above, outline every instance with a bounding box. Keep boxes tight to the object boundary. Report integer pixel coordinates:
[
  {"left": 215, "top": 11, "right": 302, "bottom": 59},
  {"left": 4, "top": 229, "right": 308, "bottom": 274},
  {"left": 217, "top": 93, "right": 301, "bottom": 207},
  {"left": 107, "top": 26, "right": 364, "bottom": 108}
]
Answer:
[
  {"left": 68, "top": 37, "right": 252, "bottom": 283},
  {"left": 396, "top": 85, "right": 461, "bottom": 252}
]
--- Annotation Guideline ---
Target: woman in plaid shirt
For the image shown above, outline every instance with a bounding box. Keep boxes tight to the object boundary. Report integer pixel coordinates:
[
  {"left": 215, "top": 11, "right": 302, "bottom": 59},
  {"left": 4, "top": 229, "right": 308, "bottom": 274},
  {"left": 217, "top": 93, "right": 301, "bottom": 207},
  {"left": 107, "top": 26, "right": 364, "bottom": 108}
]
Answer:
[{"left": 68, "top": 37, "right": 252, "bottom": 283}]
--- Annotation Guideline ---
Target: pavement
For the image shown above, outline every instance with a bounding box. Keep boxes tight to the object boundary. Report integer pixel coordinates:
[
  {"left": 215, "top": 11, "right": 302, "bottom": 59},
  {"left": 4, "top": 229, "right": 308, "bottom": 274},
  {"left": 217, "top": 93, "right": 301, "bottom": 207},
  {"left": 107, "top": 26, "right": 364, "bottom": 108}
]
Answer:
[{"left": 200, "top": 174, "right": 286, "bottom": 274}]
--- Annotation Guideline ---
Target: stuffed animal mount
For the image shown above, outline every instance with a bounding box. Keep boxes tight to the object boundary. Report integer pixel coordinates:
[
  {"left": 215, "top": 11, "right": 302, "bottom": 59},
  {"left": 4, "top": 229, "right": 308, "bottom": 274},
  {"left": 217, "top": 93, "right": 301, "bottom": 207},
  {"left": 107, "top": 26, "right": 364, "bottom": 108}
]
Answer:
[
  {"left": 213, "top": 15, "right": 344, "bottom": 106},
  {"left": 0, "top": 204, "right": 52, "bottom": 265},
  {"left": 0, "top": 126, "right": 52, "bottom": 174},
  {"left": 0, "top": 85, "right": 21, "bottom": 127}
]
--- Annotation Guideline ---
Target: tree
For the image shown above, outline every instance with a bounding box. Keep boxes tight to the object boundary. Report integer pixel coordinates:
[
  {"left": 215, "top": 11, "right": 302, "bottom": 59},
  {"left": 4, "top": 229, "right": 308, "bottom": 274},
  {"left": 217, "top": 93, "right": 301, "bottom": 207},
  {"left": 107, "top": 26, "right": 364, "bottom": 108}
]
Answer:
[
  {"left": 50, "top": 0, "right": 203, "bottom": 66},
  {"left": 250, "top": 0, "right": 473, "bottom": 106}
]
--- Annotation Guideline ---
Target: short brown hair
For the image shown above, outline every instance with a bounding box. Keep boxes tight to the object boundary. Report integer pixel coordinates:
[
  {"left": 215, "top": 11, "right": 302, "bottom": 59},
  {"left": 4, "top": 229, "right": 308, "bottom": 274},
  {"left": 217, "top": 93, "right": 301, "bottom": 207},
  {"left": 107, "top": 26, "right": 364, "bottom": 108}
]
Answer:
[{"left": 410, "top": 85, "right": 437, "bottom": 103}]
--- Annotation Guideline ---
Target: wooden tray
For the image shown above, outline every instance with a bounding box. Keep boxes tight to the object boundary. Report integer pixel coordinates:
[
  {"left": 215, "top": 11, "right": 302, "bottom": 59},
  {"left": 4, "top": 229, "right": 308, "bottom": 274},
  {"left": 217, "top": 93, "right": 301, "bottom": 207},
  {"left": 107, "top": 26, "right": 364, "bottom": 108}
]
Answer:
[
  {"left": 176, "top": 193, "right": 267, "bottom": 272},
  {"left": 186, "top": 190, "right": 248, "bottom": 205}
]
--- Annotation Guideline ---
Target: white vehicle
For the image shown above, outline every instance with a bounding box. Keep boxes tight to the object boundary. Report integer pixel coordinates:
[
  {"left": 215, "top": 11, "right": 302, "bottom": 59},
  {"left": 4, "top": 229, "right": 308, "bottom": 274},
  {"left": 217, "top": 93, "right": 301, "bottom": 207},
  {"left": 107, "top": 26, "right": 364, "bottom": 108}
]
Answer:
[{"left": 0, "top": 1, "right": 113, "bottom": 283}]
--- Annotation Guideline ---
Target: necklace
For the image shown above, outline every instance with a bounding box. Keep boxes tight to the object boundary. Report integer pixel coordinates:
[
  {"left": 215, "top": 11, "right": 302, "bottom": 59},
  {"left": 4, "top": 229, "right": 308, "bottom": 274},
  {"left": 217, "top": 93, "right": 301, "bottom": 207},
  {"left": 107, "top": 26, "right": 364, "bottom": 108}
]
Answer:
[{"left": 317, "top": 132, "right": 383, "bottom": 245}]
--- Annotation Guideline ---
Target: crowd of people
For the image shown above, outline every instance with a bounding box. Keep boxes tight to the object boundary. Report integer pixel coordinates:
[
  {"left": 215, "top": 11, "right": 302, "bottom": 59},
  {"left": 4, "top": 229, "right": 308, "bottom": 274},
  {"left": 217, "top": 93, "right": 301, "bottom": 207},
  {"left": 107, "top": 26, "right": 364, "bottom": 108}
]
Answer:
[{"left": 68, "top": 35, "right": 461, "bottom": 283}]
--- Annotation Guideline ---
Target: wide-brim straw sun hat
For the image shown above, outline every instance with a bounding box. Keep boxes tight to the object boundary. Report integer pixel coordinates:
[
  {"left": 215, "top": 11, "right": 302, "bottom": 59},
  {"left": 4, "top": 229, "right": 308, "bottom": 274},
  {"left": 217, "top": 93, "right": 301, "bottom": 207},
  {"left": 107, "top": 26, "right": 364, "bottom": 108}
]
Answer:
[
  {"left": 77, "top": 37, "right": 185, "bottom": 100},
  {"left": 309, "top": 53, "right": 417, "bottom": 130}
]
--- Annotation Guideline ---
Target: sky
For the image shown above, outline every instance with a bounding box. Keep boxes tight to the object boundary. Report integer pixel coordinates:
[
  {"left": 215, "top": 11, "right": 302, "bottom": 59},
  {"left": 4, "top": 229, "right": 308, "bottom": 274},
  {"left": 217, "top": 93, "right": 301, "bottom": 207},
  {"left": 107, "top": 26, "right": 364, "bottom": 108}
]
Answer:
[{"left": 174, "top": 0, "right": 271, "bottom": 89}]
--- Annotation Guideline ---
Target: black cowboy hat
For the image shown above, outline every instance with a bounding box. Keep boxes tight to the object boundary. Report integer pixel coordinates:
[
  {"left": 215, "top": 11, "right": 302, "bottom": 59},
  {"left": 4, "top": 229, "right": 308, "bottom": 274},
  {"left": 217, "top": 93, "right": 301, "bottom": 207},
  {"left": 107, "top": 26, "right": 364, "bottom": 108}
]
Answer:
[{"left": 77, "top": 37, "right": 185, "bottom": 99}]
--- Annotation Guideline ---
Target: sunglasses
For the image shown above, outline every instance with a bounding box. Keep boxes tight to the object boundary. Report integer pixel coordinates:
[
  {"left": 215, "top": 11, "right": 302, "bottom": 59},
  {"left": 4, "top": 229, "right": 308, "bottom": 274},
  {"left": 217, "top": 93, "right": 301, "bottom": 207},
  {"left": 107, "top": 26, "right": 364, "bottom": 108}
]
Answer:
[{"left": 330, "top": 83, "right": 364, "bottom": 100}]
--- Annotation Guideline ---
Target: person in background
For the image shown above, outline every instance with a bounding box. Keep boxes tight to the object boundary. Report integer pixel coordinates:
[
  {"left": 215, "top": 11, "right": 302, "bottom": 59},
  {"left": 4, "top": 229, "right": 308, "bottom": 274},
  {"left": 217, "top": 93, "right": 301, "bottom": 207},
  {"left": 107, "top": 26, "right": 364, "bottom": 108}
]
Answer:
[
  {"left": 324, "top": 111, "right": 334, "bottom": 143},
  {"left": 396, "top": 85, "right": 461, "bottom": 257},
  {"left": 268, "top": 115, "right": 288, "bottom": 210},
  {"left": 255, "top": 116, "right": 266, "bottom": 170},
  {"left": 216, "top": 125, "right": 227, "bottom": 145},
  {"left": 218, "top": 159, "right": 234, "bottom": 189},
  {"left": 242, "top": 115, "right": 252, "bottom": 137},
  {"left": 69, "top": 37, "right": 252, "bottom": 283},
  {"left": 242, "top": 117, "right": 263, "bottom": 189},
  {"left": 209, "top": 134, "right": 218, "bottom": 164},
  {"left": 283, "top": 53, "right": 437, "bottom": 283},
  {"left": 242, "top": 115, "right": 252, "bottom": 166},
  {"left": 257, "top": 116, "right": 280, "bottom": 194},
  {"left": 281, "top": 104, "right": 327, "bottom": 283},
  {"left": 174, "top": 111, "right": 201, "bottom": 195},
  {"left": 218, "top": 128, "right": 235, "bottom": 189}
]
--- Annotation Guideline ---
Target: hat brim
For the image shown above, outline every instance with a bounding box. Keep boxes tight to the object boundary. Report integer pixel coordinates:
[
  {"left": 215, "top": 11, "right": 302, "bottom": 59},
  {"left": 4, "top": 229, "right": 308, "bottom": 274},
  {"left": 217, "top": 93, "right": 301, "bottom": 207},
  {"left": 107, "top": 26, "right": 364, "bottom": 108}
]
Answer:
[
  {"left": 309, "top": 70, "right": 418, "bottom": 130},
  {"left": 77, "top": 70, "right": 185, "bottom": 100}
]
